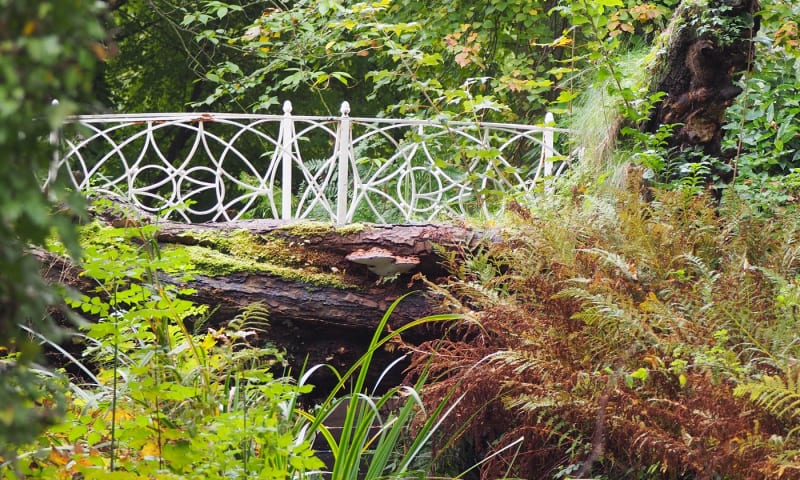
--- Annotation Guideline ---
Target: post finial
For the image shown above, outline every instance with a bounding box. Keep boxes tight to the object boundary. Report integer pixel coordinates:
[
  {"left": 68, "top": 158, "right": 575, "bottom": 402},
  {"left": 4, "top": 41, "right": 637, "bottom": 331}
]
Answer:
[
  {"left": 340, "top": 101, "right": 350, "bottom": 116},
  {"left": 283, "top": 100, "right": 293, "bottom": 114}
]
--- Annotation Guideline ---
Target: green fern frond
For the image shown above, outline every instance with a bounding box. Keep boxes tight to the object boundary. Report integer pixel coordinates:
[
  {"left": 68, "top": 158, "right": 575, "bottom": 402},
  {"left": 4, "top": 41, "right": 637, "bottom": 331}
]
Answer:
[
  {"left": 735, "top": 369, "right": 800, "bottom": 436},
  {"left": 554, "top": 285, "right": 659, "bottom": 361},
  {"left": 228, "top": 301, "right": 270, "bottom": 337},
  {"left": 676, "top": 254, "right": 722, "bottom": 298},
  {"left": 459, "top": 280, "right": 501, "bottom": 304},
  {"left": 504, "top": 393, "right": 559, "bottom": 413},
  {"left": 536, "top": 410, "right": 587, "bottom": 454},
  {"left": 676, "top": 253, "right": 712, "bottom": 277},
  {"left": 554, "top": 287, "right": 630, "bottom": 328},
  {"left": 725, "top": 267, "right": 800, "bottom": 370}
]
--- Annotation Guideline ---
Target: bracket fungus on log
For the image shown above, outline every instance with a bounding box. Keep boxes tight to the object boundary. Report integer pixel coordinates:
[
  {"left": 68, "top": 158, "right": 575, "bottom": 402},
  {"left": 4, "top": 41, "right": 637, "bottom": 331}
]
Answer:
[{"left": 345, "top": 247, "right": 421, "bottom": 277}]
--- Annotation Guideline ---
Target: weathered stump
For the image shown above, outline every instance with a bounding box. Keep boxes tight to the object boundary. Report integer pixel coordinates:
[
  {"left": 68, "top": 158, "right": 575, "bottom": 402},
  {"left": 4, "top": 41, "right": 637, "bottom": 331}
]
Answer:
[{"left": 647, "top": 0, "right": 760, "bottom": 159}]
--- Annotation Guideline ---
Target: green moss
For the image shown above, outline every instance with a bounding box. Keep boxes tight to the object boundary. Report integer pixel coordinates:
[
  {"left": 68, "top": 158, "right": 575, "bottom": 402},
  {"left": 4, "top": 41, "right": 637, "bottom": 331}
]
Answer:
[
  {"left": 177, "top": 228, "right": 235, "bottom": 251},
  {"left": 228, "top": 230, "right": 295, "bottom": 264},
  {"left": 276, "top": 221, "right": 367, "bottom": 238},
  {"left": 74, "top": 222, "right": 355, "bottom": 289},
  {"left": 181, "top": 245, "right": 353, "bottom": 289},
  {"left": 175, "top": 223, "right": 368, "bottom": 266}
]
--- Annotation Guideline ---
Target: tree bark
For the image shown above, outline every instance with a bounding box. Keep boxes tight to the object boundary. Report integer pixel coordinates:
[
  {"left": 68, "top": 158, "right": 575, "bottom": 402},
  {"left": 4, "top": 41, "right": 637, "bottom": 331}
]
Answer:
[
  {"left": 150, "top": 219, "right": 494, "bottom": 330},
  {"left": 38, "top": 217, "right": 495, "bottom": 393},
  {"left": 647, "top": 0, "right": 760, "bottom": 160}
]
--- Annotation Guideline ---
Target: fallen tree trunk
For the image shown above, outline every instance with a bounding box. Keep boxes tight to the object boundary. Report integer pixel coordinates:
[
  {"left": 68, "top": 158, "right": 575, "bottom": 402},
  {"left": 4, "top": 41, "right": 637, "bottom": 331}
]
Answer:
[
  {"left": 38, "top": 216, "right": 496, "bottom": 391},
  {"left": 146, "top": 218, "right": 496, "bottom": 327}
]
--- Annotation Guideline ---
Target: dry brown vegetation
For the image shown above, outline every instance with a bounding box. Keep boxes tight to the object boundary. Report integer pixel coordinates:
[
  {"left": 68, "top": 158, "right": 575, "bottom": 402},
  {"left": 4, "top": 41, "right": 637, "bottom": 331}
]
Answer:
[{"left": 404, "top": 182, "right": 800, "bottom": 479}]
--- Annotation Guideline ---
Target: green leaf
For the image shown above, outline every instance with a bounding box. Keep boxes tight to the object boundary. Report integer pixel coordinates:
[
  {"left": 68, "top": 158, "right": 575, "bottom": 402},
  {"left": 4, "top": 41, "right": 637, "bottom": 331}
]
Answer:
[
  {"left": 554, "top": 90, "right": 579, "bottom": 104},
  {"left": 68, "top": 423, "right": 88, "bottom": 442},
  {"left": 330, "top": 71, "right": 353, "bottom": 85},
  {"left": 631, "top": 367, "right": 649, "bottom": 382},
  {"left": 419, "top": 53, "right": 443, "bottom": 66}
]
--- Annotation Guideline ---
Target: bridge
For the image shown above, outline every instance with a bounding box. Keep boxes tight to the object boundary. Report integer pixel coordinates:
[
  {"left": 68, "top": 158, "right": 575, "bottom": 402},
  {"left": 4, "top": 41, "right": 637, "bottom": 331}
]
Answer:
[{"left": 48, "top": 101, "right": 569, "bottom": 224}]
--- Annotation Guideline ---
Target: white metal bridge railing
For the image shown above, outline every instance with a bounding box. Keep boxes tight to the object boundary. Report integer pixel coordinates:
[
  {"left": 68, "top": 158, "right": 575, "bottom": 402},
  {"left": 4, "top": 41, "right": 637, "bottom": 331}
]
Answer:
[{"left": 49, "top": 101, "right": 568, "bottom": 224}]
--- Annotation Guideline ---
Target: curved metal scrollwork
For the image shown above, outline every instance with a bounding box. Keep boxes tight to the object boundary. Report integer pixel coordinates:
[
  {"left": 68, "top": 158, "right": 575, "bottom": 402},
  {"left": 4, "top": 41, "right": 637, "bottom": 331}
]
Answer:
[{"left": 48, "top": 101, "right": 569, "bottom": 224}]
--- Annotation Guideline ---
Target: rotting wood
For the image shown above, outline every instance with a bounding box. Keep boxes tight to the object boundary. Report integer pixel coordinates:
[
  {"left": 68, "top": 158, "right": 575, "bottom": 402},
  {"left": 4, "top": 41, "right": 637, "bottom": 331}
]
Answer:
[
  {"left": 34, "top": 215, "right": 500, "bottom": 393},
  {"left": 646, "top": 0, "right": 760, "bottom": 160}
]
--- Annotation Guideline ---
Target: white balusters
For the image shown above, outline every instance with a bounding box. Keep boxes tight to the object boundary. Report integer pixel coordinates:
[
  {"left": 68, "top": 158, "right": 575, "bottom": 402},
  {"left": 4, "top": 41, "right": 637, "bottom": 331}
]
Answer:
[
  {"left": 542, "top": 111, "right": 555, "bottom": 178},
  {"left": 50, "top": 103, "right": 569, "bottom": 223},
  {"left": 335, "top": 101, "right": 352, "bottom": 224},
  {"left": 280, "top": 100, "right": 294, "bottom": 220}
]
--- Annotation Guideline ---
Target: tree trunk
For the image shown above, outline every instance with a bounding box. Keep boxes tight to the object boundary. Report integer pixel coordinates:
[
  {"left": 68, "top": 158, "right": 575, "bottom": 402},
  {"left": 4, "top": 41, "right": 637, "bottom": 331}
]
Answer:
[
  {"left": 38, "top": 216, "right": 495, "bottom": 394},
  {"left": 647, "top": 0, "right": 760, "bottom": 160}
]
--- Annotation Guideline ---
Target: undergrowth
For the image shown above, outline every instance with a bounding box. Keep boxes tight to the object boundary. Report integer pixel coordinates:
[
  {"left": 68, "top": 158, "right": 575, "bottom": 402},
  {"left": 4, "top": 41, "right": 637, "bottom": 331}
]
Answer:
[
  {"left": 406, "top": 184, "right": 800, "bottom": 479},
  {"left": 0, "top": 209, "right": 467, "bottom": 479}
]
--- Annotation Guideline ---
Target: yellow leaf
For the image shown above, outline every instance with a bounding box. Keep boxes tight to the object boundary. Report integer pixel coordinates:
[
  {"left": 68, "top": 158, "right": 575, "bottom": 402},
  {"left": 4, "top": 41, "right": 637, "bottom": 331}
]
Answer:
[
  {"left": 552, "top": 35, "right": 572, "bottom": 47},
  {"left": 104, "top": 408, "right": 135, "bottom": 422},
  {"left": 49, "top": 447, "right": 70, "bottom": 466},
  {"left": 23, "top": 20, "right": 37, "bottom": 36},
  {"left": 200, "top": 331, "right": 217, "bottom": 351},
  {"left": 141, "top": 440, "right": 161, "bottom": 458}
]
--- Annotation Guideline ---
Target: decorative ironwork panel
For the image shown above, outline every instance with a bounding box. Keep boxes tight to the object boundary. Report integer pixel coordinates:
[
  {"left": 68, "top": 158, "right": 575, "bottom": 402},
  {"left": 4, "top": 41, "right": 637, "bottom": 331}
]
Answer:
[{"left": 49, "top": 102, "right": 569, "bottom": 224}]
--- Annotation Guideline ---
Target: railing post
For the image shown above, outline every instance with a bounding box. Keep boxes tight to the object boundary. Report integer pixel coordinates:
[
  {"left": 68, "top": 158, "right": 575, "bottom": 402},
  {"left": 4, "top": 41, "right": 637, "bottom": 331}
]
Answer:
[
  {"left": 542, "top": 112, "right": 555, "bottom": 178},
  {"left": 47, "top": 99, "right": 61, "bottom": 187},
  {"left": 280, "top": 100, "right": 294, "bottom": 220},
  {"left": 335, "top": 101, "right": 351, "bottom": 224}
]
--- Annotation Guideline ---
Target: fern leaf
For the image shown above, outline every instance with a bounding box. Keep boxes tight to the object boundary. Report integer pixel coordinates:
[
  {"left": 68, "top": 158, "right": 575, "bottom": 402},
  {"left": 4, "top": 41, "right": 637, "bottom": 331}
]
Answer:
[
  {"left": 735, "top": 369, "right": 800, "bottom": 431},
  {"left": 580, "top": 247, "right": 638, "bottom": 281},
  {"left": 228, "top": 301, "right": 270, "bottom": 337}
]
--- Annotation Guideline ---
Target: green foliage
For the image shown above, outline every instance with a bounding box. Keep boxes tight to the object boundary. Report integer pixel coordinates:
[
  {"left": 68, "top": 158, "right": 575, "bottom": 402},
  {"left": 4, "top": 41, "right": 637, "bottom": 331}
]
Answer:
[
  {"left": 12, "top": 0, "right": 800, "bottom": 477},
  {"left": 720, "top": 0, "right": 800, "bottom": 212},
  {"left": 178, "top": 0, "right": 572, "bottom": 121},
  {"left": 735, "top": 369, "right": 800, "bottom": 439},
  {"left": 0, "top": 0, "right": 106, "bottom": 460},
  {"left": 301, "top": 295, "right": 465, "bottom": 479},
  {"left": 5, "top": 220, "right": 323, "bottom": 479},
  {"left": 4, "top": 214, "right": 474, "bottom": 479},
  {"left": 102, "top": 0, "right": 254, "bottom": 112},
  {"left": 691, "top": 0, "right": 758, "bottom": 47}
]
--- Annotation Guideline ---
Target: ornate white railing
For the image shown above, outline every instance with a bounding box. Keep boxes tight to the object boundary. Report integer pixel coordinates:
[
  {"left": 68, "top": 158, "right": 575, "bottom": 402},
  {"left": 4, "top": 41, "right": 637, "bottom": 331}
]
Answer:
[{"left": 49, "top": 101, "right": 568, "bottom": 224}]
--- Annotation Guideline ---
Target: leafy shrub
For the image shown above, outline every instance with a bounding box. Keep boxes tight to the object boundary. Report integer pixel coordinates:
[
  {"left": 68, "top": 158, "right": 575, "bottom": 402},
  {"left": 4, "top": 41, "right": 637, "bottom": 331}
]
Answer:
[
  {"left": 0, "top": 0, "right": 105, "bottom": 460},
  {"left": 4, "top": 214, "right": 478, "bottom": 479},
  {"left": 4, "top": 221, "right": 323, "bottom": 479}
]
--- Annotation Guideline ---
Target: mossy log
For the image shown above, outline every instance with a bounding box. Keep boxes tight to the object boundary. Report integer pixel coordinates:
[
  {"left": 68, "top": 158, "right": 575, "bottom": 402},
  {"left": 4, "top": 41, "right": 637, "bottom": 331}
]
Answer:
[
  {"left": 147, "top": 219, "right": 495, "bottom": 332},
  {"left": 37, "top": 216, "right": 497, "bottom": 390},
  {"left": 646, "top": 0, "right": 760, "bottom": 158}
]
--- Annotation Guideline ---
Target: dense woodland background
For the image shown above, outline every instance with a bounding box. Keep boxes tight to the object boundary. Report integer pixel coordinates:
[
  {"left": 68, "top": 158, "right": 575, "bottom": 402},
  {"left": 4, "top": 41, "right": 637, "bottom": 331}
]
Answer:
[{"left": 2, "top": 0, "right": 800, "bottom": 478}]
